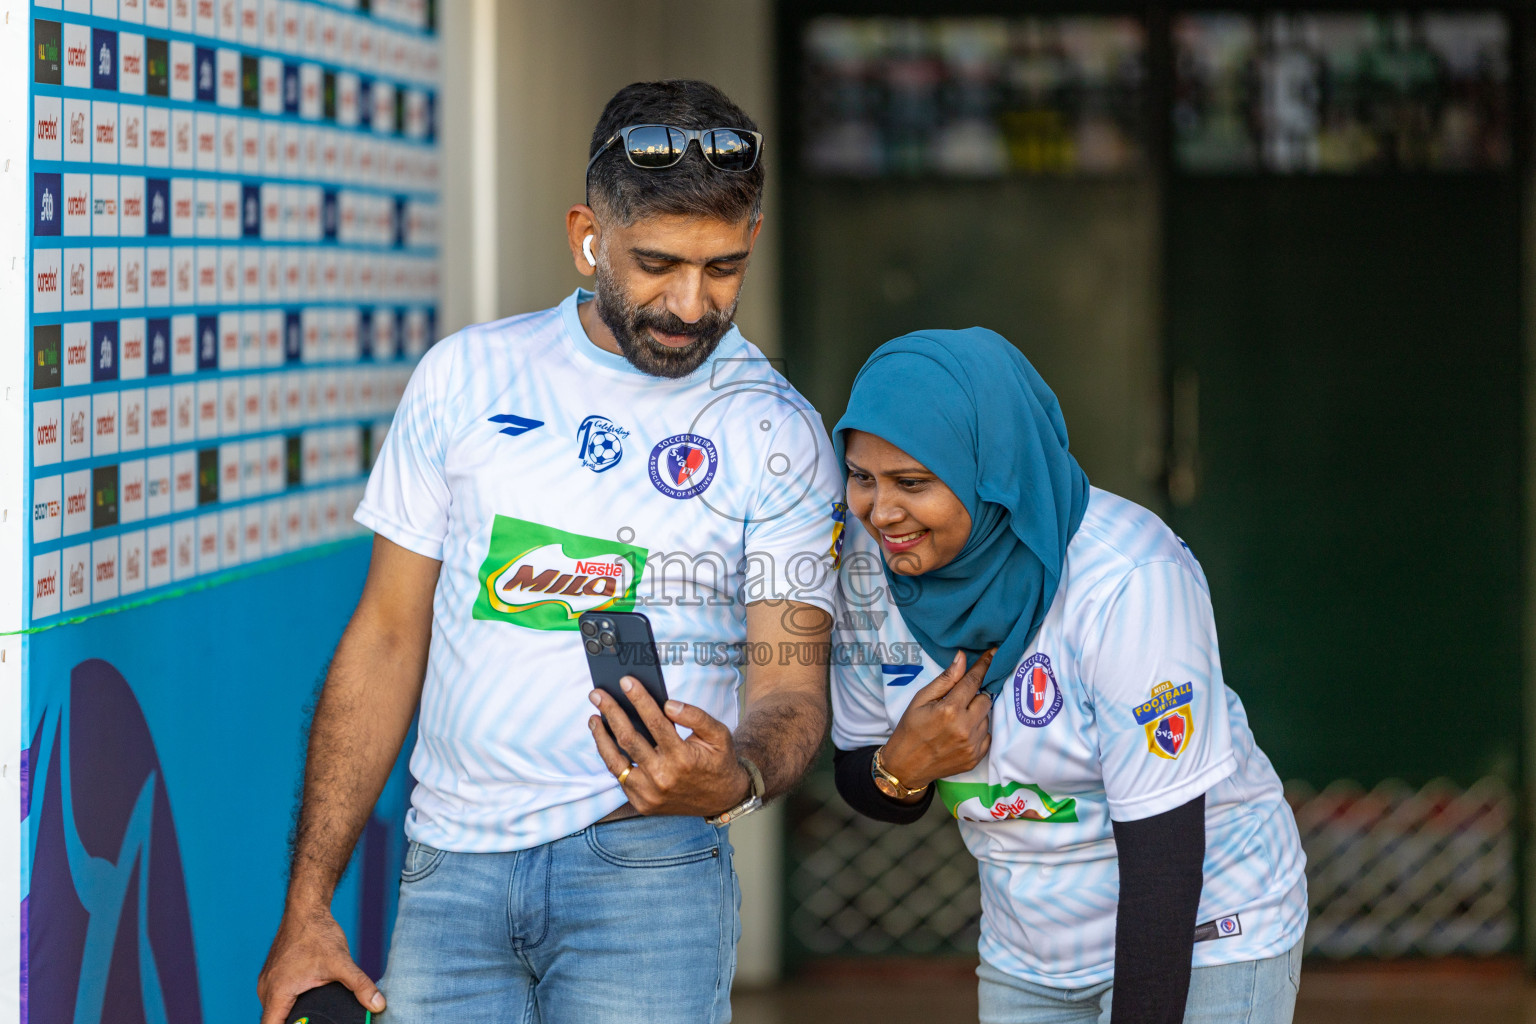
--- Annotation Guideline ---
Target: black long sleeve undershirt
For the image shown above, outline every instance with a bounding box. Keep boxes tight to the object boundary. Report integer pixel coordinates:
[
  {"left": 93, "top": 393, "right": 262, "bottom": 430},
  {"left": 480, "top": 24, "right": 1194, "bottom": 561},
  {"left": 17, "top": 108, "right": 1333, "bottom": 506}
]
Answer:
[
  {"left": 833, "top": 745, "right": 1205, "bottom": 1022},
  {"left": 1109, "top": 794, "right": 1205, "bottom": 1024}
]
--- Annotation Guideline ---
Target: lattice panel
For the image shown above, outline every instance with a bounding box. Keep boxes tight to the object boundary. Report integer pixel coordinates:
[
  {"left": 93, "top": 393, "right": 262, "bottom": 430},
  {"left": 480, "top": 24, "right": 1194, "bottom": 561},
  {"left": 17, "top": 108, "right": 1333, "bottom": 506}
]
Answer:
[
  {"left": 785, "top": 774, "right": 1519, "bottom": 961},
  {"left": 786, "top": 771, "right": 981, "bottom": 957},
  {"left": 1289, "top": 778, "right": 1516, "bottom": 958}
]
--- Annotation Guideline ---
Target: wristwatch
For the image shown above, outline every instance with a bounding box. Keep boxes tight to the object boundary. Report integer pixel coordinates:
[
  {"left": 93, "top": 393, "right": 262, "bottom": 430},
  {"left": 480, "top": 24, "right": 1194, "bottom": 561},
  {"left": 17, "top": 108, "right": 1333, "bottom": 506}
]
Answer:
[
  {"left": 707, "top": 756, "right": 765, "bottom": 825},
  {"left": 872, "top": 745, "right": 929, "bottom": 800}
]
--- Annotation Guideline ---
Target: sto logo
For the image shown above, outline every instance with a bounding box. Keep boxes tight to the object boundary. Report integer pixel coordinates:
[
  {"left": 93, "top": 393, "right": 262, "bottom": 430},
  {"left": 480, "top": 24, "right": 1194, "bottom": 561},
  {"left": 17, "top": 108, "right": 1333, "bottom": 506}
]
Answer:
[
  {"left": 1012, "top": 653, "right": 1062, "bottom": 728},
  {"left": 649, "top": 433, "right": 718, "bottom": 499},
  {"left": 1132, "top": 680, "right": 1195, "bottom": 759}
]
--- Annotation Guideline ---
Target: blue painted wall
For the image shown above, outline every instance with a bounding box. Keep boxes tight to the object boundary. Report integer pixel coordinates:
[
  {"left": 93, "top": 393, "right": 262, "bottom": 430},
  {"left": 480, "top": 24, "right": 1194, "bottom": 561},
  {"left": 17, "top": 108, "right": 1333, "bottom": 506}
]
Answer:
[{"left": 24, "top": 542, "right": 412, "bottom": 1024}]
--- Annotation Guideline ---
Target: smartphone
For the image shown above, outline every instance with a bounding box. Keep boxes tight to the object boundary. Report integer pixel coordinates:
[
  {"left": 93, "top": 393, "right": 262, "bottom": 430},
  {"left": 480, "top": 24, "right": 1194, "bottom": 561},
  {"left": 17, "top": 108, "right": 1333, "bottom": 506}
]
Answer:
[{"left": 579, "top": 610, "right": 669, "bottom": 750}]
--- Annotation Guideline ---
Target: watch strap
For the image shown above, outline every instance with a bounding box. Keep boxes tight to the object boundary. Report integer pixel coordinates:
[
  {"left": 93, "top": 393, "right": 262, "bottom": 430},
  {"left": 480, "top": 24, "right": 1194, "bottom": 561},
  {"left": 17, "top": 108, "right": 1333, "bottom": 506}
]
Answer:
[
  {"left": 706, "top": 755, "right": 767, "bottom": 826},
  {"left": 873, "top": 745, "right": 929, "bottom": 799}
]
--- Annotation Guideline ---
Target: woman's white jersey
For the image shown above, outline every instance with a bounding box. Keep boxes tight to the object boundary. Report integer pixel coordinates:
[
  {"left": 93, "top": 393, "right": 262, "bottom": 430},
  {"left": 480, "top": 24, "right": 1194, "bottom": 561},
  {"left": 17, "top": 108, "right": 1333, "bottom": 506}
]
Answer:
[{"left": 831, "top": 487, "right": 1308, "bottom": 986}]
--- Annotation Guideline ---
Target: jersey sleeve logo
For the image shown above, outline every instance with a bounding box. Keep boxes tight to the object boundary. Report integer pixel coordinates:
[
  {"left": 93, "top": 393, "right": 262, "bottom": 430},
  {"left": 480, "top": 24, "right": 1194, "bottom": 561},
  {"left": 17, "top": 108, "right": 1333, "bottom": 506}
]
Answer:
[
  {"left": 829, "top": 500, "right": 848, "bottom": 568},
  {"left": 1012, "top": 653, "right": 1062, "bottom": 727},
  {"left": 1132, "top": 681, "right": 1195, "bottom": 759},
  {"left": 936, "top": 780, "right": 1078, "bottom": 823},
  {"left": 473, "top": 516, "right": 648, "bottom": 630}
]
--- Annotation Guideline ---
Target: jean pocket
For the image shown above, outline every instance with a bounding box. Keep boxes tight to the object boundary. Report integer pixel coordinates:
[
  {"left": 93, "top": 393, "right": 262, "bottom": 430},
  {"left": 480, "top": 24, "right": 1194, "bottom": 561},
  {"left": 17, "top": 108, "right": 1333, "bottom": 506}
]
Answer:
[
  {"left": 400, "top": 840, "right": 447, "bottom": 883},
  {"left": 585, "top": 815, "right": 722, "bottom": 868}
]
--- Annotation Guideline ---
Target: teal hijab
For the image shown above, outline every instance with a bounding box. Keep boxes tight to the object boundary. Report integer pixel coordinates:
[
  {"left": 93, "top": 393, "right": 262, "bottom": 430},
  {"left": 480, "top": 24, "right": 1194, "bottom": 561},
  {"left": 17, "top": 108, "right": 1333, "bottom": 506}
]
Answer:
[{"left": 832, "top": 328, "right": 1091, "bottom": 698}]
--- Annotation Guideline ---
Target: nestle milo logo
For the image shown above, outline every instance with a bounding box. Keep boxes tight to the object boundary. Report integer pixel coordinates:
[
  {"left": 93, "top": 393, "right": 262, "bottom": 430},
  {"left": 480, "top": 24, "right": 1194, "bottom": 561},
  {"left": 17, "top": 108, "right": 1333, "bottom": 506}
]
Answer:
[
  {"left": 473, "top": 516, "right": 648, "bottom": 630},
  {"left": 935, "top": 780, "right": 1078, "bottom": 824}
]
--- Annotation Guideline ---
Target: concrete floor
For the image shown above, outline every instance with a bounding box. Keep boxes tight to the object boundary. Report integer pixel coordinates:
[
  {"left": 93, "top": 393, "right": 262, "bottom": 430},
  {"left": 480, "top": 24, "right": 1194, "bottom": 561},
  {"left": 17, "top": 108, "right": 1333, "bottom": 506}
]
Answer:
[{"left": 732, "top": 960, "right": 1536, "bottom": 1024}]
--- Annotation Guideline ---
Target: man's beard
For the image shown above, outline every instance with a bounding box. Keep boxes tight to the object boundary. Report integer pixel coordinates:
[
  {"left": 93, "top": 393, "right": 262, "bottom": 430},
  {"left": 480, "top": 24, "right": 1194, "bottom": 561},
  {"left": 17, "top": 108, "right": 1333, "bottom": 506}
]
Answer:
[{"left": 593, "top": 262, "right": 736, "bottom": 379}]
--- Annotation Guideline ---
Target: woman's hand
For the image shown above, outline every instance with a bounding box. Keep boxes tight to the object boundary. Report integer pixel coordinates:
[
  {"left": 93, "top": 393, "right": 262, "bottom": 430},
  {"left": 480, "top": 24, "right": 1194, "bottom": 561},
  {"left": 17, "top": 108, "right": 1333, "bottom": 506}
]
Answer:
[{"left": 879, "top": 649, "right": 996, "bottom": 799}]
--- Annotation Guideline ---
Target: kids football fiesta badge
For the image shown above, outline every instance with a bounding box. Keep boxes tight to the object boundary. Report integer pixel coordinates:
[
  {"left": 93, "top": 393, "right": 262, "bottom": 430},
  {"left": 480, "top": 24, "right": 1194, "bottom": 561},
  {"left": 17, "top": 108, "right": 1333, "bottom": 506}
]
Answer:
[
  {"left": 1013, "top": 653, "right": 1063, "bottom": 727},
  {"left": 649, "top": 433, "right": 718, "bottom": 499},
  {"left": 1132, "top": 680, "right": 1195, "bottom": 759}
]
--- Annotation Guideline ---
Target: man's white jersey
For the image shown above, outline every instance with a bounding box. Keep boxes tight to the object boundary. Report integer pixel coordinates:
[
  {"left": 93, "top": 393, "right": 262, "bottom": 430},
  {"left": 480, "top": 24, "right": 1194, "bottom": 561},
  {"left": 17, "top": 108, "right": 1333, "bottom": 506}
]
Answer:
[
  {"left": 358, "top": 289, "right": 842, "bottom": 852},
  {"left": 831, "top": 487, "right": 1308, "bottom": 985}
]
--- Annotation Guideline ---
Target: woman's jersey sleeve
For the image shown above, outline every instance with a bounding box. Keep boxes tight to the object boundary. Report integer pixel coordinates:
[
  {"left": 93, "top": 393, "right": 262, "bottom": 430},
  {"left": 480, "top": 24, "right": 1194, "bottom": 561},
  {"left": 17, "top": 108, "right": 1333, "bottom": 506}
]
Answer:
[
  {"left": 354, "top": 340, "right": 453, "bottom": 560},
  {"left": 1082, "top": 559, "right": 1237, "bottom": 822}
]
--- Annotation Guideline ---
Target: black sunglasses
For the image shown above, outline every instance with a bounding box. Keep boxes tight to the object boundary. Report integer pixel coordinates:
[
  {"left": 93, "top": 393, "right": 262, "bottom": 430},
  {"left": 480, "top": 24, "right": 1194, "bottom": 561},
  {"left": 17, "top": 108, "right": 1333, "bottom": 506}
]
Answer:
[{"left": 585, "top": 124, "right": 764, "bottom": 177}]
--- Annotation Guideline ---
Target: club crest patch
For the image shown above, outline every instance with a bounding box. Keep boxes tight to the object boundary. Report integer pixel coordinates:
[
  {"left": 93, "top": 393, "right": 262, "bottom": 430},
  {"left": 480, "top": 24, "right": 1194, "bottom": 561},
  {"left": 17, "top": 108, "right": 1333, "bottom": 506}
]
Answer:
[
  {"left": 1132, "top": 680, "right": 1195, "bottom": 759},
  {"left": 1012, "top": 653, "right": 1062, "bottom": 728},
  {"left": 649, "top": 433, "right": 718, "bottom": 499}
]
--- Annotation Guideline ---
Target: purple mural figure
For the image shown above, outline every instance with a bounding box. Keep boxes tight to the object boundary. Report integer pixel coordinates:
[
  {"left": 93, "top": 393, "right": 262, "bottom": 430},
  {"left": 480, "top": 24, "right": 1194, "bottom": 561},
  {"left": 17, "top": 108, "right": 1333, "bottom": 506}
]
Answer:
[{"left": 27, "top": 659, "right": 202, "bottom": 1024}]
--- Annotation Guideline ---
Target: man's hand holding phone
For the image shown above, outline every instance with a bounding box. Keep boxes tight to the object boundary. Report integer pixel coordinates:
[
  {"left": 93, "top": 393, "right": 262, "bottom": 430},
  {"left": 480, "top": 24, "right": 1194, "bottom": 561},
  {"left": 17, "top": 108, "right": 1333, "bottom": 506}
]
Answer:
[{"left": 588, "top": 680, "right": 752, "bottom": 818}]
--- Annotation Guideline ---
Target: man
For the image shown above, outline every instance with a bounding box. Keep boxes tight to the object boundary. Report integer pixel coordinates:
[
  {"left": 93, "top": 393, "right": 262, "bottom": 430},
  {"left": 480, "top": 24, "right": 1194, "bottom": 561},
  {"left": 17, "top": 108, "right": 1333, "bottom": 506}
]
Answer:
[{"left": 257, "top": 80, "right": 841, "bottom": 1024}]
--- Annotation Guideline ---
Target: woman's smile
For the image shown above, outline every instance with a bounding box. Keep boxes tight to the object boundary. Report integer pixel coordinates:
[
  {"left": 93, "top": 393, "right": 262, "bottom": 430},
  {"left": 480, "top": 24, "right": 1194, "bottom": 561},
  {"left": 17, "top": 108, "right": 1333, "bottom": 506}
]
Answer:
[{"left": 879, "top": 527, "right": 930, "bottom": 552}]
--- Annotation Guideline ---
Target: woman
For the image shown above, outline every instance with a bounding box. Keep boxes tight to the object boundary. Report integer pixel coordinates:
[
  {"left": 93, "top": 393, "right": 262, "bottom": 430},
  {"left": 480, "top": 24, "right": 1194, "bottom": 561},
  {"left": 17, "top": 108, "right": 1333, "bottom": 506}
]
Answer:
[{"left": 829, "top": 328, "right": 1307, "bottom": 1024}]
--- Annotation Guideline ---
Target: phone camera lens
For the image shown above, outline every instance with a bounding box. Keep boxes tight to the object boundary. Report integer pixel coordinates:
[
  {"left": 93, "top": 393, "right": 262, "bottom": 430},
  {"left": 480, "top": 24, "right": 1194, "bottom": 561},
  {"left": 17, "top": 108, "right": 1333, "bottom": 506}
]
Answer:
[
  {"left": 584, "top": 638, "right": 602, "bottom": 656},
  {"left": 599, "top": 631, "right": 617, "bottom": 647},
  {"left": 580, "top": 620, "right": 597, "bottom": 637}
]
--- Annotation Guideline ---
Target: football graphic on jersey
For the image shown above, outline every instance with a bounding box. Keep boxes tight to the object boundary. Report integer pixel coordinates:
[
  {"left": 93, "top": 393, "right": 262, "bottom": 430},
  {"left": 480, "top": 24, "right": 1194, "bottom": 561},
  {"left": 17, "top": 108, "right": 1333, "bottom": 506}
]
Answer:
[{"left": 576, "top": 415, "right": 627, "bottom": 473}]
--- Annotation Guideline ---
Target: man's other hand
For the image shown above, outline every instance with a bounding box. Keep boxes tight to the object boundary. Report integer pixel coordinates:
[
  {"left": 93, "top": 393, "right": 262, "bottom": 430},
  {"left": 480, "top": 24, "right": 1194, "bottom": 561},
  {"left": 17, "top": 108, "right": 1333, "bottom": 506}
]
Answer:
[
  {"left": 257, "top": 904, "right": 385, "bottom": 1024},
  {"left": 588, "top": 679, "right": 750, "bottom": 818}
]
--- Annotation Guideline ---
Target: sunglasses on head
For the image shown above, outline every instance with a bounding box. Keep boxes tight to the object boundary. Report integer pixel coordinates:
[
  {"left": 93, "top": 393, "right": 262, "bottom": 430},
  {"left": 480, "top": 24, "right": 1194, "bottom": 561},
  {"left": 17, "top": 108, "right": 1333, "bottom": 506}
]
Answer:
[{"left": 585, "top": 124, "right": 764, "bottom": 178}]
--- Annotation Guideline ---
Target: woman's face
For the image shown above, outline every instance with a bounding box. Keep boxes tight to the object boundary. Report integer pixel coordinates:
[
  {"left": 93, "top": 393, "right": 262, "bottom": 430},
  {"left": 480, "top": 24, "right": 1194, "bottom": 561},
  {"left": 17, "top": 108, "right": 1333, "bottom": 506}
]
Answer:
[{"left": 844, "top": 430, "right": 972, "bottom": 576}]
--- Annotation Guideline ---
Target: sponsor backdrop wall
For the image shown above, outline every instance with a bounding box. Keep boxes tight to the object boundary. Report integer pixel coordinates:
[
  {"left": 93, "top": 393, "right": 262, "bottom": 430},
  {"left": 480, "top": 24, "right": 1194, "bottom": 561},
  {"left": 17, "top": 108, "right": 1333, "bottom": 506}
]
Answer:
[{"left": 21, "top": 0, "right": 441, "bottom": 1020}]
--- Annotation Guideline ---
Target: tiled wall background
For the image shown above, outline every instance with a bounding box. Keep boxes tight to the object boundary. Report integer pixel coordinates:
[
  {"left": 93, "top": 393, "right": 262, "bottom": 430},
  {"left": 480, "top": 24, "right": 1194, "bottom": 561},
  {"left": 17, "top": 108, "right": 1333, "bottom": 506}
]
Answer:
[{"left": 27, "top": 0, "right": 440, "bottom": 624}]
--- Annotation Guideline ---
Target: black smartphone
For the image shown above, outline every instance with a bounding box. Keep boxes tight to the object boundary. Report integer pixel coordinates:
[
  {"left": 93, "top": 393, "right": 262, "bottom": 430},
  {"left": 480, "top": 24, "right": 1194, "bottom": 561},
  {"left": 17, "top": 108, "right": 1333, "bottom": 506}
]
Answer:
[{"left": 579, "top": 610, "right": 669, "bottom": 749}]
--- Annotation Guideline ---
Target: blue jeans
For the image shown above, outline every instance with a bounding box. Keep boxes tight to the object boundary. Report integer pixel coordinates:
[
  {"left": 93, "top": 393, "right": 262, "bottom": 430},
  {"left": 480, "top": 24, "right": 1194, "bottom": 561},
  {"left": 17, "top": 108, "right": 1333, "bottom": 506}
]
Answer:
[
  {"left": 378, "top": 815, "right": 740, "bottom": 1023},
  {"left": 977, "top": 941, "right": 1302, "bottom": 1024}
]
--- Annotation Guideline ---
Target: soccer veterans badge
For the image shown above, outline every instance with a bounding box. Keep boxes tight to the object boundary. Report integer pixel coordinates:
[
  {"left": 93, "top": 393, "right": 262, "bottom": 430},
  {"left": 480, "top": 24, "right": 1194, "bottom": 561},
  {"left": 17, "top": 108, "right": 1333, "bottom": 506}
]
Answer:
[
  {"left": 576, "top": 415, "right": 628, "bottom": 473},
  {"left": 1013, "top": 652, "right": 1062, "bottom": 727},
  {"left": 649, "top": 433, "right": 718, "bottom": 499},
  {"left": 1133, "top": 680, "right": 1195, "bottom": 759}
]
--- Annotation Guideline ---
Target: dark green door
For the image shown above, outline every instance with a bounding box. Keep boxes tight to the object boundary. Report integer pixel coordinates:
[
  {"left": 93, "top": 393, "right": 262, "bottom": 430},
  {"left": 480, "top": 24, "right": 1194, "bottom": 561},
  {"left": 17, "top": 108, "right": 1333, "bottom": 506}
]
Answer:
[{"left": 1163, "top": 175, "right": 1523, "bottom": 789}]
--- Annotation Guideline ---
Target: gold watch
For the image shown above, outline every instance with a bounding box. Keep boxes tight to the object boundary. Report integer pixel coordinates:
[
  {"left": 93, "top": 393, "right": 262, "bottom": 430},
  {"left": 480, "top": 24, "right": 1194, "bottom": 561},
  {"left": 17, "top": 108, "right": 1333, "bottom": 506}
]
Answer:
[{"left": 872, "top": 745, "right": 929, "bottom": 800}]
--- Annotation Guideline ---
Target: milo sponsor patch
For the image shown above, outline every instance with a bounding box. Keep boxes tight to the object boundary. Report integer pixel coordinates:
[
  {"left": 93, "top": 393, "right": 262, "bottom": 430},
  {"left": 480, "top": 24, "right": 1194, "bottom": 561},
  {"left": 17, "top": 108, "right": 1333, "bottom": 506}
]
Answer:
[
  {"left": 472, "top": 516, "right": 648, "bottom": 630},
  {"left": 935, "top": 780, "right": 1078, "bottom": 823}
]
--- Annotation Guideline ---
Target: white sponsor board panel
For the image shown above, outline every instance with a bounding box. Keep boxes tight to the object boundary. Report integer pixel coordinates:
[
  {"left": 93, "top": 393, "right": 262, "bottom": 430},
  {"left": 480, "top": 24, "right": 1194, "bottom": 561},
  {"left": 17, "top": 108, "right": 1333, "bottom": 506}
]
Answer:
[{"left": 27, "top": 0, "right": 439, "bottom": 625}]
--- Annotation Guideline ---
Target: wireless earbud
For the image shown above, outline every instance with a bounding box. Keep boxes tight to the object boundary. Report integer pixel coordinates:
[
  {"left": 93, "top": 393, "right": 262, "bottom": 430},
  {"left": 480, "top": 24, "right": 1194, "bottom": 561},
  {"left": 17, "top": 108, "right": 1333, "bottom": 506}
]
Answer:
[{"left": 582, "top": 234, "right": 597, "bottom": 268}]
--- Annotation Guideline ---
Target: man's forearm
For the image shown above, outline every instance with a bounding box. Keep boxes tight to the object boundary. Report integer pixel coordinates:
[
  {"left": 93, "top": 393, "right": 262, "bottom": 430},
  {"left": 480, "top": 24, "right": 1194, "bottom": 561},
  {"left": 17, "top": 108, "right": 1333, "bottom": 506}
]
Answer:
[
  {"left": 287, "top": 615, "right": 425, "bottom": 910},
  {"left": 734, "top": 687, "right": 827, "bottom": 800}
]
